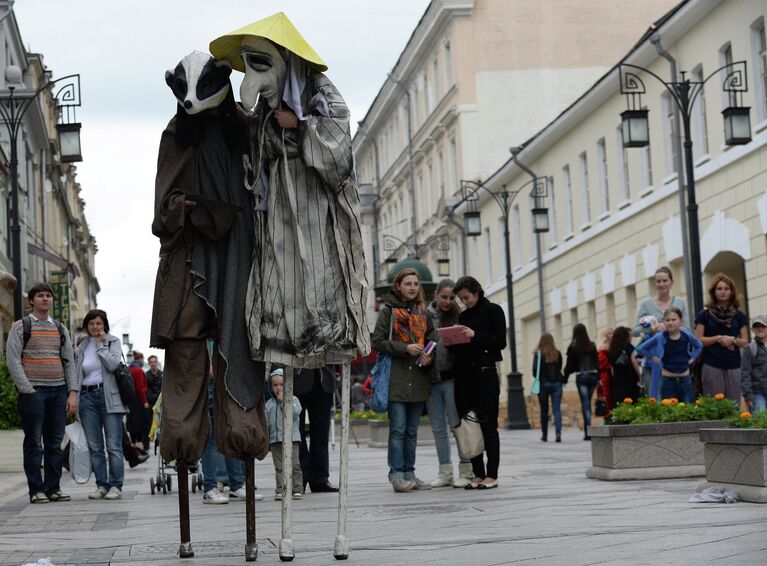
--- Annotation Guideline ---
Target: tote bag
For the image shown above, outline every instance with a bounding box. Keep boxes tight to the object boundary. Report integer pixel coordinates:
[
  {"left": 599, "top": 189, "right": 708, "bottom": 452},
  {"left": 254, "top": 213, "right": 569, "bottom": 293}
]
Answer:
[
  {"left": 454, "top": 411, "right": 485, "bottom": 459},
  {"left": 531, "top": 352, "right": 542, "bottom": 395},
  {"left": 370, "top": 308, "right": 394, "bottom": 413},
  {"left": 65, "top": 420, "right": 91, "bottom": 484}
]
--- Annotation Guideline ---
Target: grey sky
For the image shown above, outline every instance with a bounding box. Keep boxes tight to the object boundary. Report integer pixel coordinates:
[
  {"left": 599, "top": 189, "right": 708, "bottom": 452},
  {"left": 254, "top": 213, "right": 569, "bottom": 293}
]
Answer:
[{"left": 14, "top": 0, "right": 430, "bottom": 361}]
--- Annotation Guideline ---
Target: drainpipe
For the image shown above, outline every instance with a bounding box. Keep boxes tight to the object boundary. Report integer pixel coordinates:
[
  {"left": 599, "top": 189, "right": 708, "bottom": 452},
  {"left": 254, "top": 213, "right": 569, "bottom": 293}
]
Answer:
[{"left": 651, "top": 34, "right": 694, "bottom": 321}]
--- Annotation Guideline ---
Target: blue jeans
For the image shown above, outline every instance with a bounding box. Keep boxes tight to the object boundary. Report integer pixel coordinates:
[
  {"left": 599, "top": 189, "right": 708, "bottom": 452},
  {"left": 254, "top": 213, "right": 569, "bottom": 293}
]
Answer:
[
  {"left": 18, "top": 385, "right": 68, "bottom": 498},
  {"left": 79, "top": 387, "right": 125, "bottom": 490},
  {"left": 201, "top": 414, "right": 245, "bottom": 492},
  {"left": 538, "top": 381, "right": 563, "bottom": 438},
  {"left": 660, "top": 376, "right": 694, "bottom": 404},
  {"left": 387, "top": 401, "right": 423, "bottom": 481},
  {"left": 750, "top": 392, "right": 766, "bottom": 414},
  {"left": 576, "top": 372, "right": 599, "bottom": 432},
  {"left": 426, "top": 379, "right": 469, "bottom": 466}
]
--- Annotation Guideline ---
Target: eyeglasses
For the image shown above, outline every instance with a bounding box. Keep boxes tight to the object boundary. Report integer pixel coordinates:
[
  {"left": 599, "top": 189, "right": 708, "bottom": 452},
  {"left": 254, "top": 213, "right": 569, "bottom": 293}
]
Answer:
[{"left": 753, "top": 324, "right": 766, "bottom": 329}]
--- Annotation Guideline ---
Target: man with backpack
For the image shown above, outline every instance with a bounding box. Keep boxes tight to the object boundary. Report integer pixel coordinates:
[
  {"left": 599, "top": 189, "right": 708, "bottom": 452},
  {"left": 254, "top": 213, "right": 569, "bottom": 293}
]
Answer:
[
  {"left": 5, "top": 283, "right": 77, "bottom": 503},
  {"left": 741, "top": 314, "right": 767, "bottom": 415}
]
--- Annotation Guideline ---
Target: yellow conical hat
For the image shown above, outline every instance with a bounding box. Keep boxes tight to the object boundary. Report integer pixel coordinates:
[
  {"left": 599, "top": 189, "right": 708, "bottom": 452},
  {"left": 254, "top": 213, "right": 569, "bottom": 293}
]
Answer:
[{"left": 210, "top": 12, "right": 327, "bottom": 73}]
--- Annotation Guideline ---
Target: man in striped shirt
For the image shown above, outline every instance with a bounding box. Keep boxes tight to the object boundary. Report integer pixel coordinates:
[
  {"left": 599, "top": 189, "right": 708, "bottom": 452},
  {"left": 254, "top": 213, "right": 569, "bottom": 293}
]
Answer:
[{"left": 6, "top": 283, "right": 77, "bottom": 503}]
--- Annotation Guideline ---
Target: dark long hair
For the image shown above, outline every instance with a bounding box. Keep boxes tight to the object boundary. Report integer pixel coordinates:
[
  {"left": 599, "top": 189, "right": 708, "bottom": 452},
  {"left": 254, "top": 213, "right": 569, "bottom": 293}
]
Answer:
[
  {"left": 607, "top": 326, "right": 631, "bottom": 361},
  {"left": 453, "top": 276, "right": 484, "bottom": 300},
  {"left": 570, "top": 323, "right": 594, "bottom": 354},
  {"left": 434, "top": 278, "right": 460, "bottom": 326},
  {"left": 82, "top": 309, "right": 110, "bottom": 333}
]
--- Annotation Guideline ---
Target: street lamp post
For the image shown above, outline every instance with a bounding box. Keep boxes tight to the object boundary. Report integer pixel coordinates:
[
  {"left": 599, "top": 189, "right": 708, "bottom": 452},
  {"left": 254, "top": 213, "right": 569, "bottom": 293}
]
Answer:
[
  {"left": 618, "top": 60, "right": 751, "bottom": 316},
  {"left": 0, "top": 66, "right": 82, "bottom": 319},
  {"left": 453, "top": 179, "right": 547, "bottom": 429}
]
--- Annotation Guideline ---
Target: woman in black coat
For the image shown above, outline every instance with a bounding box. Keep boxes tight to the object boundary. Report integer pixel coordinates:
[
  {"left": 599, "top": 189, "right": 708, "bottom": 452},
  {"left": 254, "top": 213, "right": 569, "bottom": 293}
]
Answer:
[{"left": 445, "top": 276, "right": 506, "bottom": 490}]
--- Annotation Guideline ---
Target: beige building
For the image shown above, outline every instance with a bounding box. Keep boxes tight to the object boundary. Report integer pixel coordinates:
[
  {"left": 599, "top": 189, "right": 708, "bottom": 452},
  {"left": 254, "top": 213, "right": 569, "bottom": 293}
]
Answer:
[
  {"left": 0, "top": 4, "right": 99, "bottom": 343},
  {"left": 353, "top": 0, "right": 679, "bottom": 315},
  {"left": 455, "top": 0, "right": 767, "bottom": 392}
]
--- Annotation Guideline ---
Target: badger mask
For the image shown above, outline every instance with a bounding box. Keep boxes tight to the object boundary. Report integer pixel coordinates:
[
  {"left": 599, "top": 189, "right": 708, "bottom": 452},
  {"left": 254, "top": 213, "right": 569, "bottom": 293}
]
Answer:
[
  {"left": 239, "top": 37, "right": 287, "bottom": 112},
  {"left": 165, "top": 51, "right": 232, "bottom": 115}
]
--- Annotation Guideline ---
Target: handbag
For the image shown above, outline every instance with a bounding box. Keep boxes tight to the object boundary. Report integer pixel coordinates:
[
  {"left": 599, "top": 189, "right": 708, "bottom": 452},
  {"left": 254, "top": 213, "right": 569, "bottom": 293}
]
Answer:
[
  {"left": 65, "top": 420, "right": 91, "bottom": 484},
  {"left": 370, "top": 308, "right": 394, "bottom": 414},
  {"left": 531, "top": 352, "right": 541, "bottom": 395},
  {"left": 454, "top": 411, "right": 485, "bottom": 459},
  {"left": 114, "top": 349, "right": 138, "bottom": 406},
  {"left": 595, "top": 382, "right": 608, "bottom": 417}
]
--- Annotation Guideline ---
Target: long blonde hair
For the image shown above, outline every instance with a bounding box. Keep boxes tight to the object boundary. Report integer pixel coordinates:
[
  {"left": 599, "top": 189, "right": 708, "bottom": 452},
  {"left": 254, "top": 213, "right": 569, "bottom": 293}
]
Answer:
[{"left": 534, "top": 332, "right": 559, "bottom": 364}]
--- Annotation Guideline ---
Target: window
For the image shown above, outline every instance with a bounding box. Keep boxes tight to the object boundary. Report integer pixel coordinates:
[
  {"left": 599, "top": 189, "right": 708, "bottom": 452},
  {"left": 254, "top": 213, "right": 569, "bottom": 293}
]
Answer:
[
  {"left": 443, "top": 38, "right": 453, "bottom": 87},
  {"left": 752, "top": 18, "right": 767, "bottom": 121},
  {"left": 449, "top": 137, "right": 458, "bottom": 195},
  {"left": 661, "top": 92, "right": 678, "bottom": 177},
  {"left": 424, "top": 70, "right": 434, "bottom": 115},
  {"left": 719, "top": 42, "right": 734, "bottom": 109},
  {"left": 431, "top": 58, "right": 439, "bottom": 105},
  {"left": 427, "top": 160, "right": 435, "bottom": 218},
  {"left": 437, "top": 151, "right": 445, "bottom": 198},
  {"left": 596, "top": 138, "right": 609, "bottom": 214},
  {"left": 512, "top": 204, "right": 522, "bottom": 266},
  {"left": 578, "top": 152, "right": 591, "bottom": 225},
  {"left": 690, "top": 65, "right": 709, "bottom": 158},
  {"left": 547, "top": 176, "right": 558, "bottom": 247},
  {"left": 616, "top": 126, "right": 630, "bottom": 202},
  {"left": 605, "top": 293, "right": 616, "bottom": 329},
  {"left": 640, "top": 142, "right": 653, "bottom": 191},
  {"left": 562, "top": 165, "right": 573, "bottom": 235},
  {"left": 417, "top": 172, "right": 425, "bottom": 225}
]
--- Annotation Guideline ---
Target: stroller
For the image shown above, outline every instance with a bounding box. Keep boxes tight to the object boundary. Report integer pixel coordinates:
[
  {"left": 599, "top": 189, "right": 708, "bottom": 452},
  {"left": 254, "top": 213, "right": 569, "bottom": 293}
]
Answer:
[{"left": 148, "top": 393, "right": 203, "bottom": 495}]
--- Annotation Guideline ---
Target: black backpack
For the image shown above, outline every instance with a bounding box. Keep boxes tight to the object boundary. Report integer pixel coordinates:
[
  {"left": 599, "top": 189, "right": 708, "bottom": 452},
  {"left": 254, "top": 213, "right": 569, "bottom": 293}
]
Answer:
[{"left": 22, "top": 316, "right": 66, "bottom": 351}]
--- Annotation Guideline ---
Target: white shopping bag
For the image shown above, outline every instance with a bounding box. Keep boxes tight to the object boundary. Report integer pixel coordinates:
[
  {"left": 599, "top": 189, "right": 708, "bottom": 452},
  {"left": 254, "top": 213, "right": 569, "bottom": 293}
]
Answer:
[{"left": 65, "top": 420, "right": 91, "bottom": 484}]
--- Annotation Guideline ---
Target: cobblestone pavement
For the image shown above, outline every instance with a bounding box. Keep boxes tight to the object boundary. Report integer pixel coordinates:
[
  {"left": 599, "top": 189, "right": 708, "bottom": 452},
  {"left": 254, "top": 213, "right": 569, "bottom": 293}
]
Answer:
[{"left": 0, "top": 427, "right": 764, "bottom": 565}]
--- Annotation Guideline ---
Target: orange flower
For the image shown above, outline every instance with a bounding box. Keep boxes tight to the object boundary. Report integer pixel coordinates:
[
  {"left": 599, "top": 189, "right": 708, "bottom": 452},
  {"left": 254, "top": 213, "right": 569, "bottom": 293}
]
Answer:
[
  {"left": 714, "top": 393, "right": 725, "bottom": 400},
  {"left": 648, "top": 398, "right": 657, "bottom": 404},
  {"left": 661, "top": 399, "right": 673, "bottom": 406},
  {"left": 623, "top": 398, "right": 633, "bottom": 404},
  {"left": 670, "top": 398, "right": 679, "bottom": 406},
  {"left": 695, "top": 399, "right": 702, "bottom": 406},
  {"left": 740, "top": 411, "right": 752, "bottom": 419}
]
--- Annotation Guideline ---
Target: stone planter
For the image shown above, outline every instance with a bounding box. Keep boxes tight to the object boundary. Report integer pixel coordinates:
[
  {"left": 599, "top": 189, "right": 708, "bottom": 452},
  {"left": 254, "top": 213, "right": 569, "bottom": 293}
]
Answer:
[
  {"left": 0, "top": 429, "right": 24, "bottom": 472},
  {"left": 368, "top": 419, "right": 434, "bottom": 449},
  {"left": 332, "top": 418, "right": 372, "bottom": 445},
  {"left": 697, "top": 428, "right": 767, "bottom": 503},
  {"left": 586, "top": 420, "right": 729, "bottom": 480}
]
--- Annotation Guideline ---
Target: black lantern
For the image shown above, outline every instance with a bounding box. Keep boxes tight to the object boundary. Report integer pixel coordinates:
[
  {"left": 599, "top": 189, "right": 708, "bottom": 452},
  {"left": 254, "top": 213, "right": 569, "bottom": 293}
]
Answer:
[
  {"left": 531, "top": 207, "right": 549, "bottom": 233},
  {"left": 437, "top": 258, "right": 450, "bottom": 277},
  {"left": 620, "top": 109, "right": 649, "bottom": 148},
  {"left": 722, "top": 106, "right": 751, "bottom": 145},
  {"left": 463, "top": 211, "right": 481, "bottom": 236},
  {"left": 57, "top": 122, "right": 83, "bottom": 162}
]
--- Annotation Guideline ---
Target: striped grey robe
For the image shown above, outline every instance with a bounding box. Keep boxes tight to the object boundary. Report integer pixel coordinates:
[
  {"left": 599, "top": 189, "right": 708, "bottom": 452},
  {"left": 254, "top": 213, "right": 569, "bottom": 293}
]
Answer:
[{"left": 245, "top": 73, "right": 369, "bottom": 368}]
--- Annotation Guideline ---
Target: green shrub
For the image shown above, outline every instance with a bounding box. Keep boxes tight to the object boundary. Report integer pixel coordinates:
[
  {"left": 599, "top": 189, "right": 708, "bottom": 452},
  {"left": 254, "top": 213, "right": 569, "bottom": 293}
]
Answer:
[
  {"left": 729, "top": 410, "right": 767, "bottom": 429},
  {"left": 0, "top": 356, "right": 21, "bottom": 429},
  {"left": 610, "top": 394, "right": 739, "bottom": 425}
]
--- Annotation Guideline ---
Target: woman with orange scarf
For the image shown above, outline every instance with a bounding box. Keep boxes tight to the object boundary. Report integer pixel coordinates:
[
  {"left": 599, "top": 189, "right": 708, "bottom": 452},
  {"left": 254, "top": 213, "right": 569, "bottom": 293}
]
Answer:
[{"left": 372, "top": 268, "right": 438, "bottom": 493}]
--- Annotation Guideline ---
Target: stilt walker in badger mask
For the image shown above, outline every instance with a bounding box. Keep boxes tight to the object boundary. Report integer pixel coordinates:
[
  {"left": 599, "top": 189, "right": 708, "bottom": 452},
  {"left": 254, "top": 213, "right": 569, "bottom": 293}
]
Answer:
[{"left": 210, "top": 11, "right": 369, "bottom": 561}]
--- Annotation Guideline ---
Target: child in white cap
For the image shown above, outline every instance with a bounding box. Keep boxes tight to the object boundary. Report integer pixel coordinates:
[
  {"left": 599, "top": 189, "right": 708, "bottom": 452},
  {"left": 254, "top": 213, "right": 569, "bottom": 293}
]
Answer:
[
  {"left": 741, "top": 314, "right": 767, "bottom": 414},
  {"left": 265, "top": 367, "right": 304, "bottom": 499}
]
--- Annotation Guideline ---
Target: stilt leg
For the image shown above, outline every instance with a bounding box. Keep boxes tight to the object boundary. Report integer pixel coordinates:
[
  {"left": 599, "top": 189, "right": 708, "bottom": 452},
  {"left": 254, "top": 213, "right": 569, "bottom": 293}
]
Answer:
[
  {"left": 245, "top": 457, "right": 258, "bottom": 561},
  {"left": 279, "top": 365, "right": 295, "bottom": 562},
  {"left": 334, "top": 362, "right": 351, "bottom": 560},
  {"left": 178, "top": 462, "right": 194, "bottom": 558}
]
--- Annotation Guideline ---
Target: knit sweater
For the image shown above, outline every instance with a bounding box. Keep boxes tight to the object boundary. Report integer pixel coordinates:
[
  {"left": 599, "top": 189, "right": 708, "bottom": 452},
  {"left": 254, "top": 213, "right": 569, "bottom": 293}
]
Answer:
[{"left": 6, "top": 315, "right": 76, "bottom": 393}]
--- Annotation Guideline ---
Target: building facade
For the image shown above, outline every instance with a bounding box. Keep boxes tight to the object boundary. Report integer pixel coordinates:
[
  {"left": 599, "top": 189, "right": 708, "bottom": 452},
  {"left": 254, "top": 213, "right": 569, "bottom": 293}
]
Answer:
[
  {"left": 0, "top": 3, "right": 98, "bottom": 344},
  {"left": 353, "top": 0, "right": 679, "bottom": 323},
  {"left": 457, "top": 0, "right": 767, "bottom": 393}
]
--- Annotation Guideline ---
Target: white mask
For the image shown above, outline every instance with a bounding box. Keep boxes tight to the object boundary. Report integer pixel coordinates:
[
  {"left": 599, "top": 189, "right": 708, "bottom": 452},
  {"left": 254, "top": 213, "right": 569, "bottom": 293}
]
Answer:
[{"left": 240, "top": 37, "right": 286, "bottom": 111}]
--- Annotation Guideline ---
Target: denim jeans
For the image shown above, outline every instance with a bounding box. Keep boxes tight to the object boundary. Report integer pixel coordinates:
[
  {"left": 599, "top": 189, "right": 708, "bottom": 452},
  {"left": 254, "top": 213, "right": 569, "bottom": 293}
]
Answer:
[
  {"left": 750, "top": 392, "right": 766, "bottom": 414},
  {"left": 576, "top": 372, "right": 599, "bottom": 432},
  {"left": 18, "top": 385, "right": 68, "bottom": 498},
  {"left": 426, "top": 379, "right": 469, "bottom": 466},
  {"left": 387, "top": 401, "right": 423, "bottom": 481},
  {"left": 660, "top": 376, "right": 694, "bottom": 404},
  {"left": 538, "top": 381, "right": 563, "bottom": 438},
  {"left": 79, "top": 387, "right": 125, "bottom": 490},
  {"left": 201, "top": 413, "right": 245, "bottom": 492}
]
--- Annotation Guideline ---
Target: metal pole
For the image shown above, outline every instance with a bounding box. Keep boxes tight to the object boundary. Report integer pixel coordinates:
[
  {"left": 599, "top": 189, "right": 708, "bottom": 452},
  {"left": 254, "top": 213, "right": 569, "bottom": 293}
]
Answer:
[
  {"left": 244, "top": 458, "right": 258, "bottom": 561},
  {"left": 333, "top": 362, "right": 351, "bottom": 560},
  {"left": 682, "top": 114, "right": 703, "bottom": 316},
  {"left": 534, "top": 231, "right": 545, "bottom": 333},
  {"left": 8, "top": 88, "right": 23, "bottom": 320},
  {"left": 502, "top": 194, "right": 517, "bottom": 374}
]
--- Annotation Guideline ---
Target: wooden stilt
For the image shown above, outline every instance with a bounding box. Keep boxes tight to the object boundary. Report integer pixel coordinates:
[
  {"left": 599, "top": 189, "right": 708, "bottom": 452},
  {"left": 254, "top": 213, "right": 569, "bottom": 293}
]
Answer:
[
  {"left": 279, "top": 365, "right": 295, "bottom": 562},
  {"left": 333, "top": 361, "right": 351, "bottom": 560},
  {"left": 245, "top": 457, "right": 258, "bottom": 561}
]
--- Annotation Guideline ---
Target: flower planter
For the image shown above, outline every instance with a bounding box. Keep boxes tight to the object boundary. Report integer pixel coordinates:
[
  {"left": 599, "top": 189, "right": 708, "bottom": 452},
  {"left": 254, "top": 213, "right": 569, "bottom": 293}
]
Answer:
[
  {"left": 586, "top": 420, "right": 729, "bottom": 480},
  {"left": 0, "top": 429, "right": 24, "bottom": 472},
  {"left": 368, "top": 418, "right": 434, "bottom": 449},
  {"left": 697, "top": 428, "right": 767, "bottom": 503}
]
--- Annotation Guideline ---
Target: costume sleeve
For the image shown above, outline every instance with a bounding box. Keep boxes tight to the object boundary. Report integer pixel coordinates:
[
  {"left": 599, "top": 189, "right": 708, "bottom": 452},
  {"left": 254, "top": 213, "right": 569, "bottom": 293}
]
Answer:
[
  {"left": 5, "top": 321, "right": 33, "bottom": 394},
  {"left": 297, "top": 78, "right": 354, "bottom": 191},
  {"left": 470, "top": 304, "right": 507, "bottom": 352},
  {"left": 372, "top": 306, "right": 408, "bottom": 358},
  {"left": 151, "top": 124, "right": 194, "bottom": 245}
]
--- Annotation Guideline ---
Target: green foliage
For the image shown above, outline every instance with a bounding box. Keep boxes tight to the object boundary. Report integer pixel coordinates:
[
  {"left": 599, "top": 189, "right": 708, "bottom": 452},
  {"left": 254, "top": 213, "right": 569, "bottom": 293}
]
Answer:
[
  {"left": 348, "top": 409, "right": 387, "bottom": 420},
  {"left": 610, "top": 395, "right": 739, "bottom": 425},
  {"left": 0, "top": 356, "right": 21, "bottom": 430},
  {"left": 729, "top": 410, "right": 767, "bottom": 429}
]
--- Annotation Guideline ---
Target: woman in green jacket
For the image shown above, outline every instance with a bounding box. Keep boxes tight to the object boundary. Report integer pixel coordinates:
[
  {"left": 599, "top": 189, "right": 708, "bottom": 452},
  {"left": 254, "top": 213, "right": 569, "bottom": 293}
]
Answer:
[{"left": 372, "top": 268, "right": 438, "bottom": 493}]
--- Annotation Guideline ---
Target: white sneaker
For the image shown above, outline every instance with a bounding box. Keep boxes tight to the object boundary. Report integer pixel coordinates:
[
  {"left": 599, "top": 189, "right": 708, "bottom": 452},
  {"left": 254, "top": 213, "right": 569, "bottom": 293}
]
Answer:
[
  {"left": 203, "top": 487, "right": 229, "bottom": 504},
  {"left": 229, "top": 487, "right": 263, "bottom": 502},
  {"left": 89, "top": 487, "right": 108, "bottom": 500},
  {"left": 103, "top": 487, "right": 122, "bottom": 500}
]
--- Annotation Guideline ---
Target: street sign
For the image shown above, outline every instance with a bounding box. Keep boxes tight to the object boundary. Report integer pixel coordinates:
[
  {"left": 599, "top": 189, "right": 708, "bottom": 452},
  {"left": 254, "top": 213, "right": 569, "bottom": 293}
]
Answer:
[{"left": 50, "top": 270, "right": 70, "bottom": 330}]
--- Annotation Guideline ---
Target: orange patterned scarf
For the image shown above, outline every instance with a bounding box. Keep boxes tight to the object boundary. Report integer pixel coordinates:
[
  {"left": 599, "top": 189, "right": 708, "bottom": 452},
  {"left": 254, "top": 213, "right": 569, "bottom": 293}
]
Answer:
[{"left": 392, "top": 306, "right": 427, "bottom": 346}]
